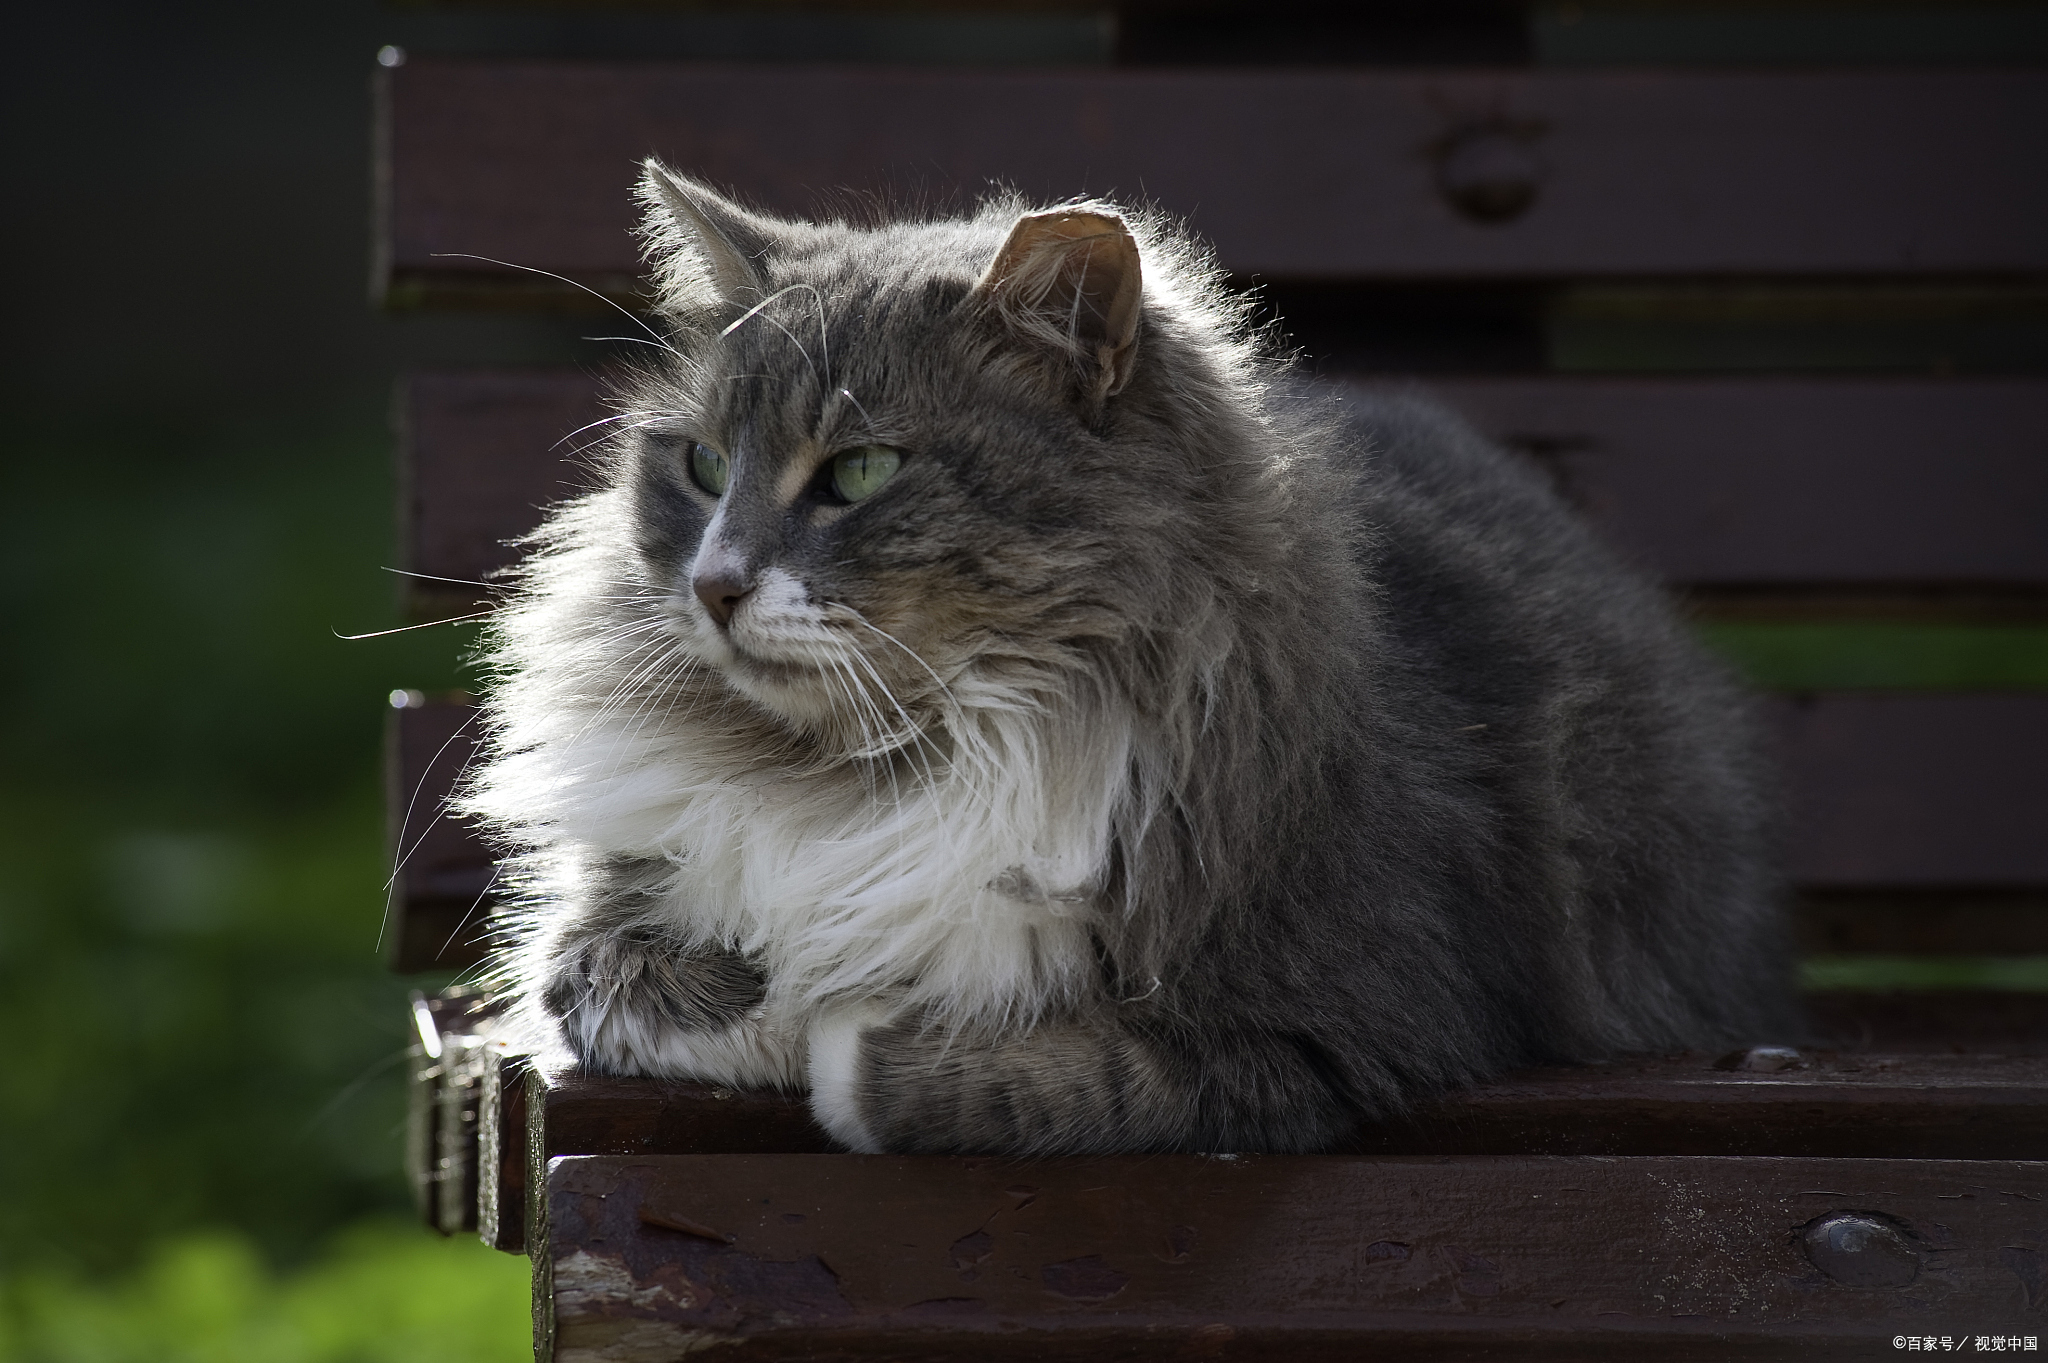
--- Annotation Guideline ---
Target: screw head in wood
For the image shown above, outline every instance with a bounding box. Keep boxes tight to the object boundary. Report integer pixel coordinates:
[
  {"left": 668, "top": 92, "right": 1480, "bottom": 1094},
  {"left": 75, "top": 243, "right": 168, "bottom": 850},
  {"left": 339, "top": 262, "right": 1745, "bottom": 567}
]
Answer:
[
  {"left": 1801, "top": 1213, "right": 1921, "bottom": 1289},
  {"left": 1433, "top": 124, "right": 1545, "bottom": 224}
]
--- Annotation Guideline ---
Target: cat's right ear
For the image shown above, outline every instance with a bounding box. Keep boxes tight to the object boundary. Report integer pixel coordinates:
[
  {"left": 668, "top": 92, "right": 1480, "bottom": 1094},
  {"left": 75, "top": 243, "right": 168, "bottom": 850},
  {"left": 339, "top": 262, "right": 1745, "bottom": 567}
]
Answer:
[
  {"left": 634, "top": 161, "right": 779, "bottom": 324},
  {"left": 970, "top": 208, "right": 1144, "bottom": 409}
]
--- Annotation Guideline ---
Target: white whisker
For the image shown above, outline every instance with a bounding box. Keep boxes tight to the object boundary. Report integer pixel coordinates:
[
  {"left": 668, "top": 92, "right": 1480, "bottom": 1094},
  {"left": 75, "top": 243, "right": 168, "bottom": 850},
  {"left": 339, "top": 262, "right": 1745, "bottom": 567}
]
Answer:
[{"left": 431, "top": 251, "right": 680, "bottom": 356}]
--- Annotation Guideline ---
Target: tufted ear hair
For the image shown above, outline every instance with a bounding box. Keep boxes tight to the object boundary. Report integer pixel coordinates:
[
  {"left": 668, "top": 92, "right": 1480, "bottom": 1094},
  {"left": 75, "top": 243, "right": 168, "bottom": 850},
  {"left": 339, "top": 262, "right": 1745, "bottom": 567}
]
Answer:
[
  {"left": 971, "top": 208, "right": 1144, "bottom": 406},
  {"left": 634, "top": 160, "right": 784, "bottom": 324}
]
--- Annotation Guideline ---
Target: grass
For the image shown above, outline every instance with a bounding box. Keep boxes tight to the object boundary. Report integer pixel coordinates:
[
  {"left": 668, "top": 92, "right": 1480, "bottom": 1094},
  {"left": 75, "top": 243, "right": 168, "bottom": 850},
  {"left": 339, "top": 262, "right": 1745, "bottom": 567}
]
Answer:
[
  {"left": 0, "top": 1223, "right": 529, "bottom": 1363},
  {"left": 1803, "top": 957, "right": 2048, "bottom": 993},
  {"left": 1700, "top": 622, "right": 2048, "bottom": 693}
]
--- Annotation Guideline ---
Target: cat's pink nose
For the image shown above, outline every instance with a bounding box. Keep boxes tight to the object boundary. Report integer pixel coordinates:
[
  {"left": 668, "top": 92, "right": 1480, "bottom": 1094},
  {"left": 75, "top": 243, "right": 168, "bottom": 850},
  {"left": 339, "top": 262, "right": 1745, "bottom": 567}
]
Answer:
[{"left": 694, "top": 572, "right": 752, "bottom": 629}]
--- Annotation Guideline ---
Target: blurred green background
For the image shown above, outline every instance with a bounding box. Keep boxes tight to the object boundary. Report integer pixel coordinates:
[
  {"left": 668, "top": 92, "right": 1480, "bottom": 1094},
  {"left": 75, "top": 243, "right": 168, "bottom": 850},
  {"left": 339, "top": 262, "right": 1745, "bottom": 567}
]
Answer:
[{"left": 1, "top": 2, "right": 2044, "bottom": 1360}]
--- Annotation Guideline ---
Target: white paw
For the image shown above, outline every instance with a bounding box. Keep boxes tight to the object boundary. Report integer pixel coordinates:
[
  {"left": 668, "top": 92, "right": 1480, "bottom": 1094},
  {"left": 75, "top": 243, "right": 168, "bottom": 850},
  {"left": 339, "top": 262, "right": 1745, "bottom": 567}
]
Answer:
[{"left": 805, "top": 1000, "right": 894, "bottom": 1152}]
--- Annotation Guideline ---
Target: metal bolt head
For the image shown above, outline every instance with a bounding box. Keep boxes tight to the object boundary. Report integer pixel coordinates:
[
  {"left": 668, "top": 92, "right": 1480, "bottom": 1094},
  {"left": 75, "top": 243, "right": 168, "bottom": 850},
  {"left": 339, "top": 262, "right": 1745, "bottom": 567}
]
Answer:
[
  {"left": 1434, "top": 126, "right": 1544, "bottom": 224},
  {"left": 1739, "top": 1045, "right": 1804, "bottom": 1072},
  {"left": 1801, "top": 1213, "right": 1921, "bottom": 1289}
]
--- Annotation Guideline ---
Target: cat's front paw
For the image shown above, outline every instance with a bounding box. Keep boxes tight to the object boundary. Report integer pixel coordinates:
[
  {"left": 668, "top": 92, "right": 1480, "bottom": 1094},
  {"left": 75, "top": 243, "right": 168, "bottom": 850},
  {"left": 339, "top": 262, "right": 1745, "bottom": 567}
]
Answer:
[
  {"left": 541, "top": 927, "right": 794, "bottom": 1085},
  {"left": 804, "top": 999, "right": 898, "bottom": 1152}
]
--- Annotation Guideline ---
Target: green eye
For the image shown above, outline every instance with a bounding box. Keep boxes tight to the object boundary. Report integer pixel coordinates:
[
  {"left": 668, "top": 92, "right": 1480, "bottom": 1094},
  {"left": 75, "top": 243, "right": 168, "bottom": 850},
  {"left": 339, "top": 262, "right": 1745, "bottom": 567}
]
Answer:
[
  {"left": 830, "top": 444, "right": 902, "bottom": 504},
  {"left": 689, "top": 442, "right": 729, "bottom": 496}
]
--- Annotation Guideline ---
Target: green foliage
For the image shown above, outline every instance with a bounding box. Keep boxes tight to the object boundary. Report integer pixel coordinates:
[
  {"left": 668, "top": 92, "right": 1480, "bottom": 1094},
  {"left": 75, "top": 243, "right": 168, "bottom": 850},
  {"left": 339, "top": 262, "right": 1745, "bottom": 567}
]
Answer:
[
  {"left": 0, "top": 1223, "right": 529, "bottom": 1363},
  {"left": 1700, "top": 622, "right": 2048, "bottom": 693},
  {"left": 1803, "top": 957, "right": 2048, "bottom": 993},
  {"left": 0, "top": 421, "right": 475, "bottom": 1274}
]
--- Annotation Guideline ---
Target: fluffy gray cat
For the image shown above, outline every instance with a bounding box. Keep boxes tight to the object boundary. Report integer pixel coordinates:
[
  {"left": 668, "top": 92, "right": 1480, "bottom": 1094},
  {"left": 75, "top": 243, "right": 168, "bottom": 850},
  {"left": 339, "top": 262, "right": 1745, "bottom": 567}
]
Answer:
[{"left": 462, "top": 159, "right": 1795, "bottom": 1155}]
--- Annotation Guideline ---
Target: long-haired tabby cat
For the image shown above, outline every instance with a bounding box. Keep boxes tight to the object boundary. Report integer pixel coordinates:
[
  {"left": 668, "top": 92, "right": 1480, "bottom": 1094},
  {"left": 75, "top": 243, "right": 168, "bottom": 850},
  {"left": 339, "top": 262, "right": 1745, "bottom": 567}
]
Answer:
[{"left": 462, "top": 160, "right": 1795, "bottom": 1155}]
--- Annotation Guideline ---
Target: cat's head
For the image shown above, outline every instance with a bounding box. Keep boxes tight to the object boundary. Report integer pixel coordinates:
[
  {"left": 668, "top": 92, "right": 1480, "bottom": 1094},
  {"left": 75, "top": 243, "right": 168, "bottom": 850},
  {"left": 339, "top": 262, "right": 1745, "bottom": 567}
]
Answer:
[{"left": 615, "top": 161, "right": 1270, "bottom": 753}]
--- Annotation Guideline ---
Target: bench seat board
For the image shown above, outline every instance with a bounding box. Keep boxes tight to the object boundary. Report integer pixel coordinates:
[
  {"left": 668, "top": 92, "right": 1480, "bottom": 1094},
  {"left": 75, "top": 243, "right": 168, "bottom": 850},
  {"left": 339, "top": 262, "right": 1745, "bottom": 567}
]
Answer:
[
  {"left": 471, "top": 1050, "right": 2048, "bottom": 1254},
  {"left": 378, "top": 62, "right": 2048, "bottom": 296},
  {"left": 512, "top": 1052, "right": 2048, "bottom": 1164},
  {"left": 536, "top": 1151, "right": 2048, "bottom": 1360},
  {"left": 399, "top": 371, "right": 2048, "bottom": 615}
]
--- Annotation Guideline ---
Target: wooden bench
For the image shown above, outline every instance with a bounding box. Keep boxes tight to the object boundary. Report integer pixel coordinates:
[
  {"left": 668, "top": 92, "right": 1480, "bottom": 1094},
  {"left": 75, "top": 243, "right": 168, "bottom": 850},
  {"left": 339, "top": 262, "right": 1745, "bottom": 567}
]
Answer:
[{"left": 380, "top": 15, "right": 2048, "bottom": 1358}]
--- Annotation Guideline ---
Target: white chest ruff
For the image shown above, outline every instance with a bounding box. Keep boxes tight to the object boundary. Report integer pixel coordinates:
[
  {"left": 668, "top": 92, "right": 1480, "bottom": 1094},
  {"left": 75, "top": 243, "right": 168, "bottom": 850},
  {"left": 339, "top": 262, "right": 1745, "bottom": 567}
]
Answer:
[{"left": 497, "top": 696, "right": 1138, "bottom": 1088}]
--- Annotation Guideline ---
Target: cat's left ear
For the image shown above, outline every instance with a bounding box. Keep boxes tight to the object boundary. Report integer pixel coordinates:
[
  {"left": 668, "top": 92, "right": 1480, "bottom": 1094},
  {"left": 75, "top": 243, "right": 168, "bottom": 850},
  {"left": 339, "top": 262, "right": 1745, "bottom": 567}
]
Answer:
[
  {"left": 971, "top": 208, "right": 1143, "bottom": 406},
  {"left": 635, "top": 160, "right": 785, "bottom": 325}
]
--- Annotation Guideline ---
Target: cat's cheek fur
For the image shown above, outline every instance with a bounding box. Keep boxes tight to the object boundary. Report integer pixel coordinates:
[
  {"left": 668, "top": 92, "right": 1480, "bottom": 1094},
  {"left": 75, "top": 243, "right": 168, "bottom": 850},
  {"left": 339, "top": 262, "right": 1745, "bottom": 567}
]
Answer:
[{"left": 805, "top": 1000, "right": 896, "bottom": 1152}]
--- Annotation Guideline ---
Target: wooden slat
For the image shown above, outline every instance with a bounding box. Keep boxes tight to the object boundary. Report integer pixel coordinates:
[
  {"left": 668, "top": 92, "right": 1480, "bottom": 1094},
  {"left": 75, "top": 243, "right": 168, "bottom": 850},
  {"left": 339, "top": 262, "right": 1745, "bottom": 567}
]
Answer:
[
  {"left": 1423, "top": 377, "right": 2048, "bottom": 604},
  {"left": 478, "top": 1046, "right": 531, "bottom": 1254},
  {"left": 1774, "top": 694, "right": 2048, "bottom": 887},
  {"left": 1805, "top": 991, "right": 2048, "bottom": 1057},
  {"left": 474, "top": 999, "right": 2048, "bottom": 1256},
  {"left": 399, "top": 371, "right": 2048, "bottom": 618},
  {"left": 514, "top": 1050, "right": 2048, "bottom": 1163},
  {"left": 378, "top": 62, "right": 2048, "bottom": 300},
  {"left": 398, "top": 369, "right": 605, "bottom": 612},
  {"left": 536, "top": 1151, "right": 2048, "bottom": 1359},
  {"left": 385, "top": 696, "right": 494, "bottom": 972},
  {"left": 1798, "top": 890, "right": 2048, "bottom": 957},
  {"left": 404, "top": 987, "right": 500, "bottom": 1231}
]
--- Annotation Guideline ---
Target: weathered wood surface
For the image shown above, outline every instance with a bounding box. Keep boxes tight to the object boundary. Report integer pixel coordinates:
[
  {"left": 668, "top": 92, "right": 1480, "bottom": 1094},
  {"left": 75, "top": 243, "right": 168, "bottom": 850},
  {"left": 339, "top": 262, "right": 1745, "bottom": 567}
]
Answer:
[
  {"left": 536, "top": 1151, "right": 2048, "bottom": 1360},
  {"left": 509, "top": 1050, "right": 2048, "bottom": 1166},
  {"left": 479, "top": 1046, "right": 532, "bottom": 1254},
  {"left": 405, "top": 987, "right": 501, "bottom": 1233},
  {"left": 377, "top": 62, "right": 2048, "bottom": 300},
  {"left": 398, "top": 371, "right": 2048, "bottom": 619}
]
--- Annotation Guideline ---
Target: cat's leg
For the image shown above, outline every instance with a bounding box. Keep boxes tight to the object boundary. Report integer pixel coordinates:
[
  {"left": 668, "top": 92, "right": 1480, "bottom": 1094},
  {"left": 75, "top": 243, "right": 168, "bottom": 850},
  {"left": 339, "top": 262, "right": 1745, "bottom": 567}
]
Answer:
[
  {"left": 534, "top": 855, "right": 797, "bottom": 1088},
  {"left": 805, "top": 1002, "right": 1361, "bottom": 1154}
]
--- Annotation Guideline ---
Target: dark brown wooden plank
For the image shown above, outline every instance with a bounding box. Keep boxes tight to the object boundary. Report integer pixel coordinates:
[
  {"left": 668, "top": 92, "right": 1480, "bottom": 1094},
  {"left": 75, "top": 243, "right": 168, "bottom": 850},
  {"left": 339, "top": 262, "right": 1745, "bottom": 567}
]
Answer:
[
  {"left": 535, "top": 1071, "right": 836, "bottom": 1159},
  {"left": 461, "top": 997, "right": 2048, "bottom": 1252},
  {"left": 397, "top": 369, "right": 606, "bottom": 615},
  {"left": 1806, "top": 991, "right": 2048, "bottom": 1057},
  {"left": 1798, "top": 890, "right": 2048, "bottom": 957},
  {"left": 538, "top": 1152, "right": 2048, "bottom": 1359},
  {"left": 517, "top": 1047, "right": 2048, "bottom": 1164},
  {"left": 405, "top": 987, "right": 501, "bottom": 1232},
  {"left": 1773, "top": 693, "right": 2048, "bottom": 887},
  {"left": 378, "top": 62, "right": 2048, "bottom": 300},
  {"left": 401, "top": 371, "right": 2048, "bottom": 616},
  {"left": 385, "top": 694, "right": 495, "bottom": 972},
  {"left": 1422, "top": 377, "right": 2048, "bottom": 598},
  {"left": 478, "top": 1046, "right": 531, "bottom": 1254}
]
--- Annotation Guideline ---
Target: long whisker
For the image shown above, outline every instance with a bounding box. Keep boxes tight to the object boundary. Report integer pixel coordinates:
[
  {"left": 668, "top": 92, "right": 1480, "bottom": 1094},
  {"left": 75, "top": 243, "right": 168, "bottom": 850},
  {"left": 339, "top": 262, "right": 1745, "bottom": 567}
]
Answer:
[
  {"left": 833, "top": 607, "right": 958, "bottom": 711},
  {"left": 842, "top": 642, "right": 947, "bottom": 802},
  {"left": 583, "top": 335, "right": 677, "bottom": 350},
  {"left": 438, "top": 864, "right": 504, "bottom": 959},
  {"left": 719, "top": 282, "right": 824, "bottom": 385},
  {"left": 380, "top": 566, "right": 498, "bottom": 589},
  {"left": 835, "top": 387, "right": 875, "bottom": 428},
  {"left": 551, "top": 411, "right": 647, "bottom": 450},
  {"left": 335, "top": 610, "right": 493, "bottom": 641},
  {"left": 378, "top": 705, "right": 482, "bottom": 951},
  {"left": 431, "top": 252, "right": 679, "bottom": 355}
]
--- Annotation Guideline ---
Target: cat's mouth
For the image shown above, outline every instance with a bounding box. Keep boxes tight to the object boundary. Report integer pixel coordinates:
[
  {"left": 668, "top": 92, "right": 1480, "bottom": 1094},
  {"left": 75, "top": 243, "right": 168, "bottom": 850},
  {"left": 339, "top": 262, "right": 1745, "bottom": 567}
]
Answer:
[{"left": 707, "top": 617, "right": 935, "bottom": 755}]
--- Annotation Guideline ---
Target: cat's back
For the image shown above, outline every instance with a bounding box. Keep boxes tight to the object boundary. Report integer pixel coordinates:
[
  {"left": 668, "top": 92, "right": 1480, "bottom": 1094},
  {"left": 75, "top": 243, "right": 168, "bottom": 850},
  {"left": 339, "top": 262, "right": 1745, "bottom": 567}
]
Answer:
[{"left": 1275, "top": 383, "right": 1796, "bottom": 1059}]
